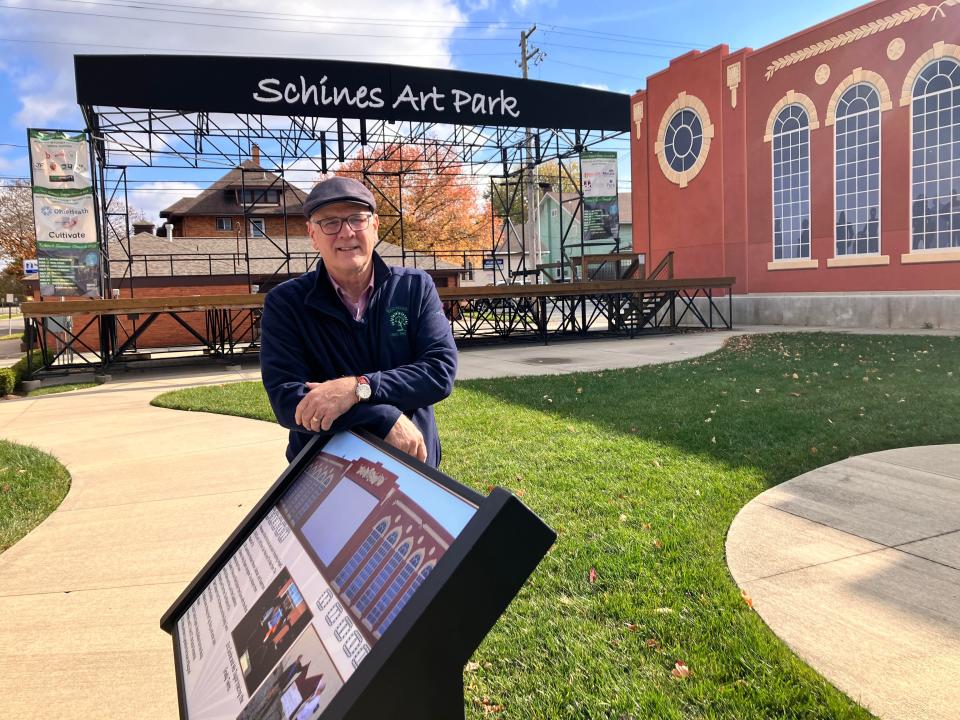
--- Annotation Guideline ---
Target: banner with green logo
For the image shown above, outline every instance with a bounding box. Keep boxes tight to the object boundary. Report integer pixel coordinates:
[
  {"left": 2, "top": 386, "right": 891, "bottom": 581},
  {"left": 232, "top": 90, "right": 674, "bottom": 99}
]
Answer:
[
  {"left": 27, "top": 130, "right": 101, "bottom": 297},
  {"left": 580, "top": 151, "right": 619, "bottom": 241}
]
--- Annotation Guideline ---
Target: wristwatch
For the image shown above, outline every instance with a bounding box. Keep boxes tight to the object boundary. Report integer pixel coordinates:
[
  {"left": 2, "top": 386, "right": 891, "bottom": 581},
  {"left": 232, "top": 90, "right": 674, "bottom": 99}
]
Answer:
[{"left": 355, "top": 375, "right": 372, "bottom": 402}]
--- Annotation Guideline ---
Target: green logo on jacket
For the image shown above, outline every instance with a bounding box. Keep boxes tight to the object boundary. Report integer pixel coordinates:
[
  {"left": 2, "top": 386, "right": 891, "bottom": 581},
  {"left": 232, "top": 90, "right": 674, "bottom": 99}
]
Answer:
[{"left": 387, "top": 307, "right": 409, "bottom": 337}]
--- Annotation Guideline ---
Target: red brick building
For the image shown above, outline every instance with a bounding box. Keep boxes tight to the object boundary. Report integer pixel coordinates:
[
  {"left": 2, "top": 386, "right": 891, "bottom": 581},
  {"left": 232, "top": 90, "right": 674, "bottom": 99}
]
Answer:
[{"left": 630, "top": 0, "right": 960, "bottom": 326}]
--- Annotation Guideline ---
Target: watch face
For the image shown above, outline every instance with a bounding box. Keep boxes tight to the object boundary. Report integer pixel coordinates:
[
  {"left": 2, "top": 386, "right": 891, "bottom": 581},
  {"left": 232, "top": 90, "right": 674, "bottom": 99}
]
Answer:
[{"left": 357, "top": 382, "right": 372, "bottom": 401}]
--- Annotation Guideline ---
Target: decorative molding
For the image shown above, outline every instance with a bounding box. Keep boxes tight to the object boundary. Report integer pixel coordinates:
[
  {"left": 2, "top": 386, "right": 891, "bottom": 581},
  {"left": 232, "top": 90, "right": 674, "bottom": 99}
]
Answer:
[
  {"left": 764, "top": 1, "right": 959, "bottom": 80},
  {"left": 824, "top": 67, "right": 893, "bottom": 126},
  {"left": 653, "top": 92, "right": 714, "bottom": 189},
  {"left": 815, "top": 64, "right": 831, "bottom": 85},
  {"left": 633, "top": 101, "right": 644, "bottom": 140},
  {"left": 763, "top": 90, "right": 821, "bottom": 143},
  {"left": 726, "top": 62, "right": 742, "bottom": 108},
  {"left": 899, "top": 41, "right": 960, "bottom": 105},
  {"left": 826, "top": 254, "right": 890, "bottom": 267},
  {"left": 887, "top": 37, "right": 906, "bottom": 61},
  {"left": 901, "top": 248, "right": 960, "bottom": 264},
  {"left": 767, "top": 259, "right": 820, "bottom": 270}
]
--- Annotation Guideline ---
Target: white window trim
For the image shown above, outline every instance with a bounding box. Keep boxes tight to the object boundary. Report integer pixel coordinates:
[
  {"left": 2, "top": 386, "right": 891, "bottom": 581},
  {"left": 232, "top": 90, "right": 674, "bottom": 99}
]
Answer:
[
  {"left": 249, "top": 217, "right": 266, "bottom": 238},
  {"left": 771, "top": 104, "right": 813, "bottom": 263},
  {"left": 905, "top": 56, "right": 960, "bottom": 259},
  {"left": 832, "top": 82, "right": 883, "bottom": 261}
]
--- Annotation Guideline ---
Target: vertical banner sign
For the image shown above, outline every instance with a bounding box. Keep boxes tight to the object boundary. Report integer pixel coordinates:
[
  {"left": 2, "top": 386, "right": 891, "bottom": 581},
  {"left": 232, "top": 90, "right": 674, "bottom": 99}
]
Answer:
[
  {"left": 580, "top": 151, "right": 619, "bottom": 241},
  {"left": 28, "top": 130, "right": 92, "bottom": 190},
  {"left": 27, "top": 130, "right": 100, "bottom": 297}
]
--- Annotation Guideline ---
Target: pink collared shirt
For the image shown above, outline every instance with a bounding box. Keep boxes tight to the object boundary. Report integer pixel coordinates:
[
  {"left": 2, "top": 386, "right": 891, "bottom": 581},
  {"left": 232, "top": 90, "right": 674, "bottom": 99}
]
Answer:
[{"left": 329, "top": 274, "right": 374, "bottom": 321}]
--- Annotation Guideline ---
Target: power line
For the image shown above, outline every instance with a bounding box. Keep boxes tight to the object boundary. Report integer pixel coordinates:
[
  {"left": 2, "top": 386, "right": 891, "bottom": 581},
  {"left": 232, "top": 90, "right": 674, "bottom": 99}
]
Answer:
[
  {"left": 0, "top": 36, "right": 515, "bottom": 59},
  {"left": 0, "top": 2, "right": 515, "bottom": 42},
  {"left": 547, "top": 59, "right": 646, "bottom": 84},
  {"left": 539, "top": 41, "right": 676, "bottom": 59},
  {"left": 33, "top": 0, "right": 706, "bottom": 49}
]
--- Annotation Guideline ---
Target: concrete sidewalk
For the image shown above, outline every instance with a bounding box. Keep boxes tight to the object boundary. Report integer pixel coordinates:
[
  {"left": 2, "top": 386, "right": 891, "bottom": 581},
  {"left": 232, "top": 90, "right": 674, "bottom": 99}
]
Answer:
[{"left": 727, "top": 445, "right": 960, "bottom": 720}]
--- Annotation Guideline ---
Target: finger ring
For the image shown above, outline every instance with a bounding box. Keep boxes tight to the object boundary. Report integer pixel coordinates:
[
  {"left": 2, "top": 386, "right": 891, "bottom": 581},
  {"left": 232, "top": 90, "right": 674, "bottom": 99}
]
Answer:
[{"left": 312, "top": 416, "right": 320, "bottom": 423}]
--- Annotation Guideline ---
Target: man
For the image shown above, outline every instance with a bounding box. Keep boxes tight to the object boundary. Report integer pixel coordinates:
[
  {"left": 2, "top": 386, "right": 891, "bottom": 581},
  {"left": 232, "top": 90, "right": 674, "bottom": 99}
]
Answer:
[{"left": 259, "top": 176, "right": 457, "bottom": 467}]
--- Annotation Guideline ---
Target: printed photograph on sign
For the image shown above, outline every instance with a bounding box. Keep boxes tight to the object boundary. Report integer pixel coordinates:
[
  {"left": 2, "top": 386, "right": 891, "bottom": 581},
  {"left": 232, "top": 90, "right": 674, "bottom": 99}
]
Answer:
[
  {"left": 174, "top": 431, "right": 478, "bottom": 719},
  {"left": 28, "top": 130, "right": 92, "bottom": 190}
]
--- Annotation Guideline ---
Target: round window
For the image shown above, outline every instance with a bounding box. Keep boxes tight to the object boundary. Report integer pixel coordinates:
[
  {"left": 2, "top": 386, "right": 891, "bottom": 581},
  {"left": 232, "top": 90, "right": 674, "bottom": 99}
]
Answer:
[{"left": 663, "top": 109, "right": 703, "bottom": 173}]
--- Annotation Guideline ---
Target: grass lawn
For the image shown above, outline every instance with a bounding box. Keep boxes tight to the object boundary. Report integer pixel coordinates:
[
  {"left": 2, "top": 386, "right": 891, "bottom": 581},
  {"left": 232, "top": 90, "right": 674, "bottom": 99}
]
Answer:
[
  {"left": 0, "top": 440, "right": 71, "bottom": 553},
  {"left": 0, "top": 332, "right": 22, "bottom": 341},
  {"left": 152, "top": 332, "right": 960, "bottom": 719},
  {"left": 28, "top": 382, "right": 98, "bottom": 397}
]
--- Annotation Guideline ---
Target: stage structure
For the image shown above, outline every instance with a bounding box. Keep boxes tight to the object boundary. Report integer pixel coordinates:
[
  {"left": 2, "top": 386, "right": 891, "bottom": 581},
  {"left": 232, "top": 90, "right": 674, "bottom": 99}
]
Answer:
[{"left": 22, "top": 54, "right": 733, "bottom": 378}]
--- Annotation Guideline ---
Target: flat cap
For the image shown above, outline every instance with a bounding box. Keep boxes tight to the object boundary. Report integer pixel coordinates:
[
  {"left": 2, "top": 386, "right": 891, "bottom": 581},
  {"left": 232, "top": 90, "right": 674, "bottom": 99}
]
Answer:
[{"left": 302, "top": 177, "right": 376, "bottom": 218}]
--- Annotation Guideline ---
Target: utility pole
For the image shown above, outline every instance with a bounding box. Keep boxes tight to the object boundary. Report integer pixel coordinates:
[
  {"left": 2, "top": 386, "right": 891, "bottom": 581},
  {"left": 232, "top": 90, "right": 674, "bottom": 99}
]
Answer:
[{"left": 518, "top": 25, "right": 544, "bottom": 282}]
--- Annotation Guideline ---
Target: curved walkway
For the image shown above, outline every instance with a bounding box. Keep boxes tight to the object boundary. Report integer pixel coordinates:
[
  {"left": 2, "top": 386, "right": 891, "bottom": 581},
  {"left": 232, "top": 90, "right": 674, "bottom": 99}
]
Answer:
[
  {"left": 727, "top": 445, "right": 960, "bottom": 720},
  {"left": 0, "top": 331, "right": 744, "bottom": 719}
]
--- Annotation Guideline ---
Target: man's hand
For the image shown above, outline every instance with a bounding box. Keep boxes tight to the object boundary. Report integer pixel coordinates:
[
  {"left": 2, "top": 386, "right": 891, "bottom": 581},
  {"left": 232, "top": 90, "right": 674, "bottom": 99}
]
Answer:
[
  {"left": 295, "top": 377, "right": 358, "bottom": 432},
  {"left": 384, "top": 414, "right": 426, "bottom": 462}
]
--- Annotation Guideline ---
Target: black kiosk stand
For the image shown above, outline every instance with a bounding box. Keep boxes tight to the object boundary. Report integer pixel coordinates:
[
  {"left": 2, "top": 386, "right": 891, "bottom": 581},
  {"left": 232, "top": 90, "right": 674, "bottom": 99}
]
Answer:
[{"left": 161, "top": 431, "right": 556, "bottom": 720}]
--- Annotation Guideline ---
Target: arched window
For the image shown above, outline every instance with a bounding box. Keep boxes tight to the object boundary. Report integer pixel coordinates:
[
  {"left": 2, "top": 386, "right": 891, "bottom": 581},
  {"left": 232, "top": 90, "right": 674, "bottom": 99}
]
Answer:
[
  {"left": 835, "top": 83, "right": 881, "bottom": 256},
  {"left": 772, "top": 105, "right": 811, "bottom": 260},
  {"left": 354, "top": 540, "right": 412, "bottom": 615},
  {"left": 365, "top": 551, "right": 424, "bottom": 629},
  {"left": 333, "top": 519, "right": 388, "bottom": 590},
  {"left": 375, "top": 562, "right": 435, "bottom": 637},
  {"left": 343, "top": 529, "right": 399, "bottom": 601},
  {"left": 911, "top": 58, "right": 960, "bottom": 251}
]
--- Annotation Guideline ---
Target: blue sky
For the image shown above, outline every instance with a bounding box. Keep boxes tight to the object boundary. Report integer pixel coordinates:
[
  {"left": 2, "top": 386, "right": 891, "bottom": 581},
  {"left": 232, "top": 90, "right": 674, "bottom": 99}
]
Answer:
[{"left": 0, "top": 0, "right": 864, "bottom": 220}]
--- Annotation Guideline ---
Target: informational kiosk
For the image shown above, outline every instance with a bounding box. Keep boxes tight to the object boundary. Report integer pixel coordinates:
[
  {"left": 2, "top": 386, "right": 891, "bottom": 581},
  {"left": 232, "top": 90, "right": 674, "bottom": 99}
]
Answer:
[{"left": 161, "top": 431, "right": 555, "bottom": 719}]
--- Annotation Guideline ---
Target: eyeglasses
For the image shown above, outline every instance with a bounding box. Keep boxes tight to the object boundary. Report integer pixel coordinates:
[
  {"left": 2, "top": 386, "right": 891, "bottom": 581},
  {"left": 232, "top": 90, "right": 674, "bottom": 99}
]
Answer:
[{"left": 310, "top": 213, "right": 373, "bottom": 236}]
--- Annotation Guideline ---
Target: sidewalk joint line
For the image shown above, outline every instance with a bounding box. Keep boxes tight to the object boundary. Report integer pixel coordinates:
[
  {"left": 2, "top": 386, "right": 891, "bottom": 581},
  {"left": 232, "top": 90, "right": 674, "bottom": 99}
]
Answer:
[{"left": 0, "top": 578, "right": 189, "bottom": 599}]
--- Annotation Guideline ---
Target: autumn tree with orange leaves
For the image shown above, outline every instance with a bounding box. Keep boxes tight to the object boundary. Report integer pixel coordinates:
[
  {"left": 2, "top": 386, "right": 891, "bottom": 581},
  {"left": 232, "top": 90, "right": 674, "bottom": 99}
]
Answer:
[{"left": 335, "top": 143, "right": 490, "bottom": 266}]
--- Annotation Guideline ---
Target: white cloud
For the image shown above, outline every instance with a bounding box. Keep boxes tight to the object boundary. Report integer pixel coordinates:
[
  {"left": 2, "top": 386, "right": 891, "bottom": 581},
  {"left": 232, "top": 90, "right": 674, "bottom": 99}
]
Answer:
[
  {"left": 128, "top": 181, "right": 202, "bottom": 227},
  {"left": 0, "top": 148, "right": 26, "bottom": 175},
  {"left": 579, "top": 82, "right": 610, "bottom": 92},
  {"left": 1, "top": 0, "right": 468, "bottom": 129}
]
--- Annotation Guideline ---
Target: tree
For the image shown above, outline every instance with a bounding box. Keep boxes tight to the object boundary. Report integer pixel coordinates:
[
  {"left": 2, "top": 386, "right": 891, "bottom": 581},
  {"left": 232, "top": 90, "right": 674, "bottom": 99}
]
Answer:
[
  {"left": 0, "top": 181, "right": 36, "bottom": 265},
  {"left": 336, "top": 143, "right": 491, "bottom": 266},
  {"left": 487, "top": 159, "right": 581, "bottom": 225}
]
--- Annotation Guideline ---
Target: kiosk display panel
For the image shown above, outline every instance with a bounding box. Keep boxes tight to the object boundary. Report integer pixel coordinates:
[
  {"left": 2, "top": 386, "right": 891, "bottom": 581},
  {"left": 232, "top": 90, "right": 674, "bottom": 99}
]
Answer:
[{"left": 166, "top": 431, "right": 480, "bottom": 720}]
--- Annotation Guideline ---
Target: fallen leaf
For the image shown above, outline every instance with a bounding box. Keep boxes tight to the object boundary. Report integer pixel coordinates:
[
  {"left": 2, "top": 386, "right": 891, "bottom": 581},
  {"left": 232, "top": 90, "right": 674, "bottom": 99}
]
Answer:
[
  {"left": 566, "top": 425, "right": 576, "bottom": 433},
  {"left": 515, "top": 474, "right": 524, "bottom": 482},
  {"left": 0, "top": 483, "right": 9, "bottom": 493},
  {"left": 465, "top": 661, "right": 481, "bottom": 673},
  {"left": 619, "top": 513, "right": 628, "bottom": 522},
  {"left": 514, "top": 489, "right": 526, "bottom": 498},
  {"left": 576, "top": 387, "right": 583, "bottom": 394},
  {"left": 652, "top": 459, "right": 662, "bottom": 468},
  {"left": 558, "top": 595, "right": 573, "bottom": 606},
  {"left": 624, "top": 622, "right": 638, "bottom": 632},
  {"left": 588, "top": 567, "right": 597, "bottom": 584},
  {"left": 810, "top": 447, "right": 818, "bottom": 454},
  {"left": 741, "top": 590, "right": 754, "bottom": 609},
  {"left": 789, "top": 392, "right": 801, "bottom": 397},
  {"left": 645, "top": 638, "right": 661, "bottom": 649},
  {"left": 791, "top": 372, "right": 799, "bottom": 379},
  {"left": 671, "top": 661, "right": 691, "bottom": 679},
  {"left": 653, "top": 539, "right": 663, "bottom": 549}
]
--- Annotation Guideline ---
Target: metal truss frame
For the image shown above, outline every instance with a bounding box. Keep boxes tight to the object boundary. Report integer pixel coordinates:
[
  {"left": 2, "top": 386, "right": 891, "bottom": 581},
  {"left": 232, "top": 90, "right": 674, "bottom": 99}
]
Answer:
[{"left": 80, "top": 105, "right": 626, "bottom": 295}]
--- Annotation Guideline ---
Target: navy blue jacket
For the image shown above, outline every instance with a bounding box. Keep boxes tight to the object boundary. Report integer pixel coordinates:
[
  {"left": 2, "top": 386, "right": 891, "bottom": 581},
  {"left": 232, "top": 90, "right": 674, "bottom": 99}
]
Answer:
[{"left": 260, "top": 253, "right": 457, "bottom": 465}]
